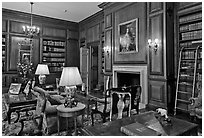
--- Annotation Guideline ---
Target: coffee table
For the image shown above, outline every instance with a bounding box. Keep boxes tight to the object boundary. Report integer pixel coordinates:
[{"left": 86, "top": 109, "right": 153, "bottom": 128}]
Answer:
[{"left": 82, "top": 111, "right": 198, "bottom": 136}]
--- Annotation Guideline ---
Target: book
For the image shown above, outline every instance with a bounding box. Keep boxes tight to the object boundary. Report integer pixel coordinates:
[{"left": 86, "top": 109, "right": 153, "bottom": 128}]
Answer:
[{"left": 120, "top": 122, "right": 161, "bottom": 136}]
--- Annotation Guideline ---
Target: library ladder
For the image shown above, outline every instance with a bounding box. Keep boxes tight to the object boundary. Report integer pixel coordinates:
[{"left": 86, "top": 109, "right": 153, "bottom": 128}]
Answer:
[{"left": 174, "top": 45, "right": 201, "bottom": 115}]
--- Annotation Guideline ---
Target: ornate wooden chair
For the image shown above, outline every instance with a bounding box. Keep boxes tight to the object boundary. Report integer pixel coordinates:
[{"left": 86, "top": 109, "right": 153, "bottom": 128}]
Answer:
[
  {"left": 90, "top": 76, "right": 111, "bottom": 126},
  {"left": 91, "top": 83, "right": 142, "bottom": 125},
  {"left": 109, "top": 85, "right": 142, "bottom": 121}
]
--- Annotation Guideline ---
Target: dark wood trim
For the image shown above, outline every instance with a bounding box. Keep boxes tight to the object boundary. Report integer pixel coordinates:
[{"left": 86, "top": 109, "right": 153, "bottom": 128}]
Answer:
[
  {"left": 149, "top": 2, "right": 163, "bottom": 14},
  {"left": 105, "top": 13, "right": 112, "bottom": 28}
]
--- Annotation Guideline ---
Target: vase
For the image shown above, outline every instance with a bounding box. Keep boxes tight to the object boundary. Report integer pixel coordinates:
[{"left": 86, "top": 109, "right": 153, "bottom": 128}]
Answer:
[{"left": 117, "top": 94, "right": 125, "bottom": 119}]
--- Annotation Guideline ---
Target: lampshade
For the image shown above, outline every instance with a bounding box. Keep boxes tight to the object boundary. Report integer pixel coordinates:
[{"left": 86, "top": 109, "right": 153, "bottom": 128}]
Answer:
[
  {"left": 35, "top": 64, "right": 50, "bottom": 75},
  {"left": 59, "top": 67, "right": 82, "bottom": 87}
]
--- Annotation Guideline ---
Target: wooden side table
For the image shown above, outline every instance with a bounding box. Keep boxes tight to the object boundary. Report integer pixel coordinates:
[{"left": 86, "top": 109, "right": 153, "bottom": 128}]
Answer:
[{"left": 56, "top": 103, "right": 86, "bottom": 135}]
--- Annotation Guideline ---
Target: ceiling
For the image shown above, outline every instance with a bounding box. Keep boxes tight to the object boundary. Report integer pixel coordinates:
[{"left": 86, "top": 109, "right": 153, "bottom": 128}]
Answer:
[{"left": 2, "top": 2, "right": 102, "bottom": 22}]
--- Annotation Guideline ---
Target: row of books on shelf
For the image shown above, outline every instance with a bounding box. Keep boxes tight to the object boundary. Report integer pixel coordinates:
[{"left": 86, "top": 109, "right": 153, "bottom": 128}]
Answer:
[
  {"left": 181, "top": 51, "right": 195, "bottom": 59},
  {"left": 43, "top": 52, "right": 65, "bottom": 57},
  {"left": 46, "top": 62, "right": 64, "bottom": 67},
  {"left": 43, "top": 40, "right": 65, "bottom": 46},
  {"left": 181, "top": 62, "right": 194, "bottom": 69},
  {"left": 179, "top": 81, "right": 193, "bottom": 87},
  {"left": 197, "top": 62, "right": 202, "bottom": 69},
  {"left": 179, "top": 12, "right": 202, "bottom": 23},
  {"left": 179, "top": 76, "right": 193, "bottom": 83},
  {"left": 49, "top": 66, "right": 63, "bottom": 72},
  {"left": 2, "top": 51, "right": 5, "bottom": 55},
  {"left": 43, "top": 46, "right": 65, "bottom": 52},
  {"left": 180, "top": 30, "right": 202, "bottom": 40},
  {"left": 2, "top": 37, "right": 6, "bottom": 42},
  {"left": 179, "top": 22, "right": 202, "bottom": 32},
  {"left": 197, "top": 50, "right": 202, "bottom": 59},
  {"left": 197, "top": 73, "right": 202, "bottom": 81},
  {"left": 180, "top": 41, "right": 200, "bottom": 48},
  {"left": 42, "top": 57, "right": 65, "bottom": 62}
]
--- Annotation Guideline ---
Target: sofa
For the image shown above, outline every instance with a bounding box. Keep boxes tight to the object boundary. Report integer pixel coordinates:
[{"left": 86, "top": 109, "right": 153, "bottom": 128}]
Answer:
[{"left": 32, "top": 86, "right": 82, "bottom": 135}]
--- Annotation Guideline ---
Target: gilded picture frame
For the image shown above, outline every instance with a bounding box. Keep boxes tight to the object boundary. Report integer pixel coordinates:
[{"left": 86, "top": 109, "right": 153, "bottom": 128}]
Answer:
[{"left": 118, "top": 18, "right": 139, "bottom": 54}]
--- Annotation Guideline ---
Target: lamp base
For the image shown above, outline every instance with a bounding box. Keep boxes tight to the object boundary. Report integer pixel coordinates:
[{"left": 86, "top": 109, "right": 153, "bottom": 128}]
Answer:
[
  {"left": 39, "top": 75, "right": 46, "bottom": 85},
  {"left": 64, "top": 98, "right": 78, "bottom": 108}
]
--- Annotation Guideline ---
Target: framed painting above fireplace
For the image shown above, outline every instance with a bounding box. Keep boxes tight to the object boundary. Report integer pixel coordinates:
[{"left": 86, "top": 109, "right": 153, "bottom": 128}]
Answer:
[
  {"left": 118, "top": 18, "right": 138, "bottom": 54},
  {"left": 114, "top": 17, "right": 144, "bottom": 64}
]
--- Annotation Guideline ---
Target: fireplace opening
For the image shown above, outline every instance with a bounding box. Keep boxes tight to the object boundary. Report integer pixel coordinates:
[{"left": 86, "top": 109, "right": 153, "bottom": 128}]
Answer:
[{"left": 117, "top": 72, "right": 140, "bottom": 88}]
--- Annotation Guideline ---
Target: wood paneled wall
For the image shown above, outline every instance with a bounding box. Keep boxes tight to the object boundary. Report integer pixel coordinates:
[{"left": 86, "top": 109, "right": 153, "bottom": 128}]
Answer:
[
  {"left": 2, "top": 8, "right": 79, "bottom": 92},
  {"left": 147, "top": 2, "right": 175, "bottom": 112}
]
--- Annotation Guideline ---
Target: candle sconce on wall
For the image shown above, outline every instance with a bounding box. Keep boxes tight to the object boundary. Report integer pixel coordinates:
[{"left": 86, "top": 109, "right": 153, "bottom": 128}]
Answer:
[
  {"left": 104, "top": 46, "right": 111, "bottom": 57},
  {"left": 148, "top": 38, "right": 159, "bottom": 53}
]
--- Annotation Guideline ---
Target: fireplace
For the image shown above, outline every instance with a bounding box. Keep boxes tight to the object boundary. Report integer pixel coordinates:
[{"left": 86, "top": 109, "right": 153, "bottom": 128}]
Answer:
[
  {"left": 113, "top": 65, "right": 148, "bottom": 109},
  {"left": 117, "top": 72, "right": 140, "bottom": 87}
]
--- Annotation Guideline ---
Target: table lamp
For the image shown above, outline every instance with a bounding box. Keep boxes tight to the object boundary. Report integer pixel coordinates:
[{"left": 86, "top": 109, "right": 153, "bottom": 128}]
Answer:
[
  {"left": 35, "top": 64, "right": 50, "bottom": 85},
  {"left": 59, "top": 67, "right": 82, "bottom": 108}
]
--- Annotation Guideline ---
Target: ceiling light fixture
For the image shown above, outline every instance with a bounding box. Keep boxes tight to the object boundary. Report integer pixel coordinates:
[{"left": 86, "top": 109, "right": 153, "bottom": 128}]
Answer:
[{"left": 22, "top": 2, "right": 40, "bottom": 38}]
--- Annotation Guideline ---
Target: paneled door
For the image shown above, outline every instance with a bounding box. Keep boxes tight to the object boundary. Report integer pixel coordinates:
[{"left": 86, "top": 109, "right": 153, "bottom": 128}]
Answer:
[
  {"left": 90, "top": 45, "right": 98, "bottom": 90},
  {"left": 80, "top": 47, "right": 89, "bottom": 94}
]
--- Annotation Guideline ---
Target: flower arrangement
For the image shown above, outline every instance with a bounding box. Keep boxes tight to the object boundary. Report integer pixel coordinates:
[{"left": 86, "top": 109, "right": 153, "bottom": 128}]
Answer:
[{"left": 17, "top": 61, "right": 34, "bottom": 82}]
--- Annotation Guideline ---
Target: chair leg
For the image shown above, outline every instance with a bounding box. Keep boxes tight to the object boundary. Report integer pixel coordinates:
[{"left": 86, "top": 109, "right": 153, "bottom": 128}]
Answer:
[
  {"left": 136, "top": 102, "right": 139, "bottom": 114},
  {"left": 91, "top": 112, "right": 94, "bottom": 126},
  {"left": 102, "top": 115, "right": 106, "bottom": 123}
]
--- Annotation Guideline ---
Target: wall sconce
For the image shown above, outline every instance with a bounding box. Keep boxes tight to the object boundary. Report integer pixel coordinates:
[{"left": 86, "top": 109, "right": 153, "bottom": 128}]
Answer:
[
  {"left": 104, "top": 46, "right": 111, "bottom": 56},
  {"left": 148, "top": 38, "right": 159, "bottom": 53}
]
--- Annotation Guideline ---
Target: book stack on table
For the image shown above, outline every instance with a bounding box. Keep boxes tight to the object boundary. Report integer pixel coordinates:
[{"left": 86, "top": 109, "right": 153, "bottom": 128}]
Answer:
[{"left": 120, "top": 122, "right": 162, "bottom": 136}]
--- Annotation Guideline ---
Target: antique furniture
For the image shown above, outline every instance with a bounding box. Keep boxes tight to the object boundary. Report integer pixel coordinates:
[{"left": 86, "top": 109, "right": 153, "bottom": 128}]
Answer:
[
  {"left": 3, "top": 90, "right": 46, "bottom": 135},
  {"left": 59, "top": 67, "right": 82, "bottom": 108},
  {"left": 32, "top": 86, "right": 65, "bottom": 135},
  {"left": 91, "top": 85, "right": 142, "bottom": 125},
  {"left": 90, "top": 76, "right": 111, "bottom": 125},
  {"left": 56, "top": 103, "right": 86, "bottom": 135},
  {"left": 109, "top": 88, "right": 131, "bottom": 121},
  {"left": 188, "top": 81, "right": 202, "bottom": 120},
  {"left": 83, "top": 111, "right": 198, "bottom": 136}
]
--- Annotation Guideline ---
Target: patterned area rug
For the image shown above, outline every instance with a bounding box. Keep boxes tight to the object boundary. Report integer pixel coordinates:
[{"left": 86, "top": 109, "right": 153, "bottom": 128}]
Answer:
[{"left": 2, "top": 96, "right": 131, "bottom": 136}]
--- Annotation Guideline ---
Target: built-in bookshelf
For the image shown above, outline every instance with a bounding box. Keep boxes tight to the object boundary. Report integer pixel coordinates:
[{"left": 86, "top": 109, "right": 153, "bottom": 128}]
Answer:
[
  {"left": 179, "top": 10, "right": 202, "bottom": 48},
  {"left": 2, "top": 34, "right": 6, "bottom": 72},
  {"left": 175, "top": 8, "right": 202, "bottom": 114},
  {"left": 42, "top": 39, "right": 66, "bottom": 72}
]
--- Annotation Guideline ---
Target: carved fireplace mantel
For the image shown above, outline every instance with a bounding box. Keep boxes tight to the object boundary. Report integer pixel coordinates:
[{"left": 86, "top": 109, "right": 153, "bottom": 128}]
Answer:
[{"left": 112, "top": 65, "right": 148, "bottom": 109}]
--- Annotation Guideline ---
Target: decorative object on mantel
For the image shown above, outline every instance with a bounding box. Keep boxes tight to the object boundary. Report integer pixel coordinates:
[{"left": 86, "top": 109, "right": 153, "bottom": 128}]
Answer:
[
  {"left": 59, "top": 67, "right": 82, "bottom": 108},
  {"left": 22, "top": 2, "right": 40, "bottom": 38}
]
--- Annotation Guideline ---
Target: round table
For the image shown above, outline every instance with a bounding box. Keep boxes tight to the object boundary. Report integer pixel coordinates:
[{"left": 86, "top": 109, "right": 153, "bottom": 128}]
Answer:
[{"left": 56, "top": 102, "right": 86, "bottom": 135}]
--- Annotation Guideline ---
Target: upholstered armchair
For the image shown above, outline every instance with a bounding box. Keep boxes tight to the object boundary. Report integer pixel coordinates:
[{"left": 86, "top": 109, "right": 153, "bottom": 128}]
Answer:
[
  {"left": 188, "top": 93, "right": 202, "bottom": 119},
  {"left": 32, "top": 86, "right": 79, "bottom": 135},
  {"left": 188, "top": 81, "right": 202, "bottom": 120}
]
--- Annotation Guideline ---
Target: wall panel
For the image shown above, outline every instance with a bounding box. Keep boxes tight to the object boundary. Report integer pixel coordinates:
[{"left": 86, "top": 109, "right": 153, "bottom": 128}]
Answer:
[
  {"left": 149, "top": 79, "right": 167, "bottom": 108},
  {"left": 149, "top": 13, "right": 164, "bottom": 76}
]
